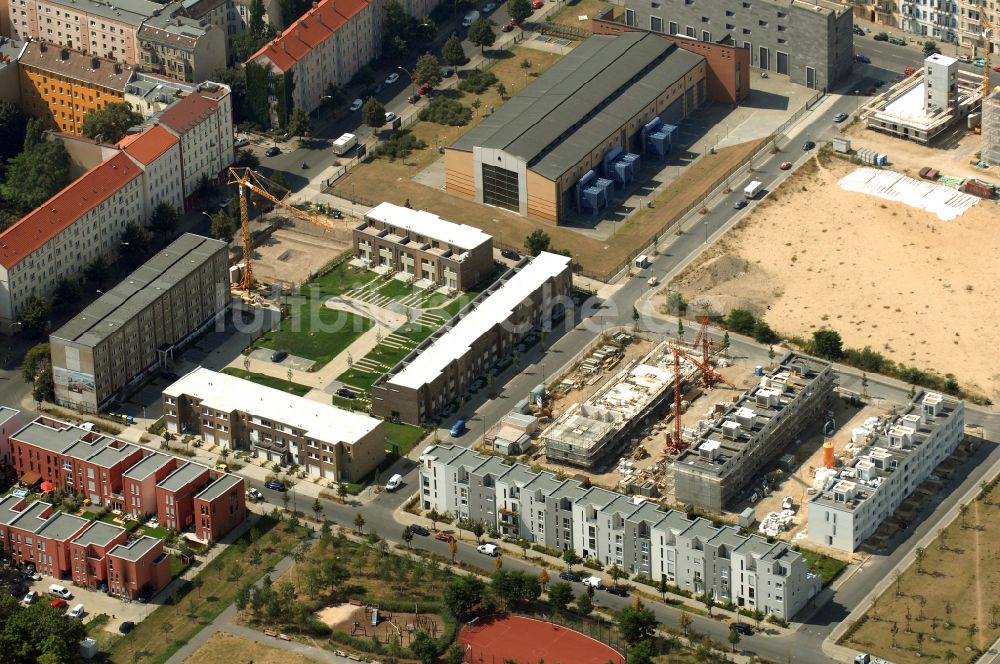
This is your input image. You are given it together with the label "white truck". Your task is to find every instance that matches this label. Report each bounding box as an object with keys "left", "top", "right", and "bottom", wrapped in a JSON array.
[
  {"left": 855, "top": 654, "right": 893, "bottom": 664},
  {"left": 333, "top": 133, "right": 357, "bottom": 156},
  {"left": 582, "top": 576, "right": 604, "bottom": 589},
  {"left": 743, "top": 180, "right": 763, "bottom": 199}
]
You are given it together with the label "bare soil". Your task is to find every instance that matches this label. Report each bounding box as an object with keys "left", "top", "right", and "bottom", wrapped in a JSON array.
[
  {"left": 184, "top": 631, "right": 321, "bottom": 664},
  {"left": 252, "top": 214, "right": 355, "bottom": 287}
]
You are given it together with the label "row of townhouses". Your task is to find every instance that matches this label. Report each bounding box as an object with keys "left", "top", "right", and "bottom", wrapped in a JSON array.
[{"left": 419, "top": 444, "right": 820, "bottom": 619}]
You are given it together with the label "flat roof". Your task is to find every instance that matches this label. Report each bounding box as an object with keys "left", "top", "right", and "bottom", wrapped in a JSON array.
[
  {"left": 0, "top": 495, "right": 27, "bottom": 526},
  {"left": 363, "top": 202, "right": 492, "bottom": 250},
  {"left": 82, "top": 441, "right": 138, "bottom": 468},
  {"left": 35, "top": 511, "right": 90, "bottom": 541},
  {"left": 73, "top": 520, "right": 126, "bottom": 547},
  {"left": 10, "top": 501, "right": 54, "bottom": 533},
  {"left": 451, "top": 33, "right": 702, "bottom": 180},
  {"left": 195, "top": 474, "right": 242, "bottom": 502},
  {"left": 164, "top": 368, "right": 383, "bottom": 444},
  {"left": 385, "top": 252, "right": 570, "bottom": 390},
  {"left": 12, "top": 420, "right": 84, "bottom": 454},
  {"left": 157, "top": 462, "right": 209, "bottom": 492},
  {"left": 109, "top": 535, "right": 160, "bottom": 562},
  {"left": 44, "top": 0, "right": 160, "bottom": 26},
  {"left": 51, "top": 234, "right": 227, "bottom": 348},
  {"left": 124, "top": 453, "right": 175, "bottom": 480},
  {"left": 0, "top": 406, "right": 20, "bottom": 427}
]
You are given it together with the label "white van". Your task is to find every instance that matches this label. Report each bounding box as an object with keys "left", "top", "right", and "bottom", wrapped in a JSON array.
[
  {"left": 462, "top": 10, "right": 480, "bottom": 27},
  {"left": 69, "top": 603, "right": 85, "bottom": 619},
  {"left": 48, "top": 584, "right": 72, "bottom": 599},
  {"left": 385, "top": 474, "right": 403, "bottom": 491}
]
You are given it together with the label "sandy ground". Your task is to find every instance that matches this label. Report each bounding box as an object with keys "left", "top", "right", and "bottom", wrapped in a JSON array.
[
  {"left": 320, "top": 605, "right": 444, "bottom": 645},
  {"left": 184, "top": 632, "right": 320, "bottom": 664},
  {"left": 252, "top": 214, "right": 354, "bottom": 287},
  {"left": 671, "top": 155, "right": 1000, "bottom": 400}
]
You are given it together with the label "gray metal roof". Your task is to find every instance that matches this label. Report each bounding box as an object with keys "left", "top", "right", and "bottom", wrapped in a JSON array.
[
  {"left": 51, "top": 233, "right": 227, "bottom": 348},
  {"left": 194, "top": 474, "right": 242, "bottom": 503},
  {"left": 157, "top": 462, "right": 208, "bottom": 492},
  {"left": 451, "top": 33, "right": 703, "bottom": 180},
  {"left": 109, "top": 535, "right": 160, "bottom": 562},
  {"left": 124, "top": 453, "right": 176, "bottom": 480},
  {"left": 73, "top": 520, "right": 126, "bottom": 547},
  {"left": 34, "top": 510, "right": 89, "bottom": 540}
]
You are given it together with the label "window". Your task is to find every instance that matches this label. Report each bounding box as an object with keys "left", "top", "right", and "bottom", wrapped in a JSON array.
[
  {"left": 669, "top": 21, "right": 678, "bottom": 34},
  {"left": 624, "top": 8, "right": 636, "bottom": 26},
  {"left": 650, "top": 16, "right": 663, "bottom": 32},
  {"left": 481, "top": 163, "right": 519, "bottom": 212},
  {"left": 702, "top": 30, "right": 711, "bottom": 41}
]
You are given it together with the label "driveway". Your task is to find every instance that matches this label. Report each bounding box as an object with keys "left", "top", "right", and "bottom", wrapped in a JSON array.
[{"left": 28, "top": 578, "right": 156, "bottom": 633}]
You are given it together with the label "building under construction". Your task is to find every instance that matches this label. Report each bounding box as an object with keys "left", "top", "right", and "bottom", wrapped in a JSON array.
[
  {"left": 673, "top": 352, "right": 835, "bottom": 512},
  {"left": 984, "top": 89, "right": 1000, "bottom": 166},
  {"left": 542, "top": 339, "right": 700, "bottom": 470}
]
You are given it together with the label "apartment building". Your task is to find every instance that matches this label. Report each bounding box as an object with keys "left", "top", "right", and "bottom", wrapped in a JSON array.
[
  {"left": 18, "top": 42, "right": 134, "bottom": 135},
  {"left": 673, "top": 353, "right": 836, "bottom": 512},
  {"left": 106, "top": 535, "right": 171, "bottom": 599},
  {"left": 68, "top": 520, "right": 127, "bottom": 591},
  {"left": 0, "top": 151, "right": 143, "bottom": 333},
  {"left": 0, "top": 406, "right": 23, "bottom": 470},
  {"left": 353, "top": 202, "right": 494, "bottom": 291},
  {"left": 181, "top": 0, "right": 283, "bottom": 57},
  {"left": 809, "top": 392, "right": 965, "bottom": 552},
  {"left": 372, "top": 253, "right": 573, "bottom": 424},
  {"left": 247, "top": 0, "right": 380, "bottom": 120},
  {"left": 121, "top": 452, "right": 178, "bottom": 519},
  {"left": 155, "top": 461, "right": 211, "bottom": 532},
  {"left": 617, "top": 0, "right": 854, "bottom": 90},
  {"left": 193, "top": 473, "right": 246, "bottom": 544},
  {"left": 0, "top": 38, "right": 24, "bottom": 104},
  {"left": 123, "top": 71, "right": 199, "bottom": 116},
  {"left": 155, "top": 86, "right": 234, "bottom": 205},
  {"left": 119, "top": 124, "right": 184, "bottom": 218},
  {"left": 901, "top": 0, "right": 959, "bottom": 43},
  {"left": 137, "top": 6, "right": 226, "bottom": 83},
  {"left": 163, "top": 367, "right": 386, "bottom": 482},
  {"left": 49, "top": 233, "right": 230, "bottom": 413},
  {"left": 419, "top": 444, "right": 819, "bottom": 619}
]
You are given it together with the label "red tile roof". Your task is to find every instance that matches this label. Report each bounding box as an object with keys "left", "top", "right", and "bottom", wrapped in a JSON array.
[
  {"left": 247, "top": 0, "right": 372, "bottom": 73},
  {"left": 122, "top": 126, "right": 179, "bottom": 166},
  {"left": 157, "top": 93, "right": 219, "bottom": 135},
  {"left": 0, "top": 153, "right": 141, "bottom": 269}
]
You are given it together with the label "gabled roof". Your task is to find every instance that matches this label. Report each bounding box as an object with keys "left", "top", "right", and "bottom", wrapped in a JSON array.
[
  {"left": 0, "top": 152, "right": 141, "bottom": 269},
  {"left": 122, "top": 125, "right": 178, "bottom": 165},
  {"left": 247, "top": 0, "right": 373, "bottom": 73},
  {"left": 157, "top": 93, "right": 218, "bottom": 135}
]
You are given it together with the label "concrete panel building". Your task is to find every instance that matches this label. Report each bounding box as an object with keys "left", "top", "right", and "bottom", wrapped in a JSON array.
[
  {"left": 371, "top": 253, "right": 572, "bottom": 424},
  {"left": 984, "top": 90, "right": 1000, "bottom": 167},
  {"left": 353, "top": 202, "right": 494, "bottom": 291},
  {"left": 616, "top": 0, "right": 854, "bottom": 90},
  {"left": 445, "top": 33, "right": 706, "bottom": 224},
  {"left": 419, "top": 444, "right": 819, "bottom": 619},
  {"left": 809, "top": 392, "right": 964, "bottom": 552},
  {"left": 49, "top": 233, "right": 230, "bottom": 413},
  {"left": 673, "top": 353, "right": 836, "bottom": 512},
  {"left": 163, "top": 367, "right": 386, "bottom": 482}
]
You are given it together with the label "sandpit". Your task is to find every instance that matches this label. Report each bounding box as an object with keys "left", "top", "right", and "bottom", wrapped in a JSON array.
[
  {"left": 672, "top": 155, "right": 1000, "bottom": 399},
  {"left": 317, "top": 604, "right": 358, "bottom": 627}
]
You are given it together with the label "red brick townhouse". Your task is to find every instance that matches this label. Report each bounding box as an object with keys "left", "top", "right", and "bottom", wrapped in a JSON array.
[
  {"left": 193, "top": 474, "right": 247, "bottom": 544},
  {"left": 155, "top": 462, "right": 212, "bottom": 533},
  {"left": 68, "top": 521, "right": 129, "bottom": 592},
  {"left": 107, "top": 536, "right": 172, "bottom": 600},
  {"left": 122, "top": 453, "right": 179, "bottom": 520}
]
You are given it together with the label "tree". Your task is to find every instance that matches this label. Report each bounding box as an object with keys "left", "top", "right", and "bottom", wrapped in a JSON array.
[
  {"left": 491, "top": 570, "right": 541, "bottom": 610},
  {"left": 443, "top": 575, "right": 485, "bottom": 617},
  {"left": 353, "top": 513, "right": 365, "bottom": 533},
  {"left": 2, "top": 127, "right": 71, "bottom": 212},
  {"left": 269, "top": 170, "right": 290, "bottom": 198},
  {"left": 914, "top": 546, "right": 927, "bottom": 574},
  {"left": 234, "top": 148, "right": 260, "bottom": 169},
  {"left": 470, "top": 520, "right": 486, "bottom": 543},
  {"left": 923, "top": 40, "right": 940, "bottom": 56},
  {"left": 363, "top": 97, "right": 387, "bottom": 129},
  {"left": 446, "top": 643, "right": 466, "bottom": 664},
  {"left": 443, "top": 35, "right": 466, "bottom": 66},
  {"left": 812, "top": 328, "right": 844, "bottom": 359},
  {"left": 726, "top": 308, "right": 757, "bottom": 334},
  {"left": 700, "top": 593, "right": 714, "bottom": 617},
  {"left": 150, "top": 202, "right": 179, "bottom": 238},
  {"left": 121, "top": 220, "right": 153, "bottom": 257},
  {"left": 414, "top": 52, "right": 443, "bottom": 87},
  {"left": 607, "top": 564, "right": 623, "bottom": 586},
  {"left": 312, "top": 497, "right": 322, "bottom": 521},
  {"left": 751, "top": 608, "right": 765, "bottom": 631},
  {"left": 507, "top": 0, "right": 532, "bottom": 24},
  {"left": 212, "top": 67, "right": 250, "bottom": 126},
  {"left": 574, "top": 591, "right": 593, "bottom": 615},
  {"left": 402, "top": 526, "right": 414, "bottom": 549},
  {"left": 496, "top": 82, "right": 508, "bottom": 99},
  {"left": 337, "top": 482, "right": 349, "bottom": 502},
  {"left": 81, "top": 102, "right": 143, "bottom": 143},
  {"left": 547, "top": 580, "right": 573, "bottom": 611},
  {"left": 629, "top": 640, "right": 656, "bottom": 664},
  {"left": 678, "top": 611, "right": 693, "bottom": 636},
  {"left": 287, "top": 108, "right": 311, "bottom": 137},
  {"left": 448, "top": 536, "right": 458, "bottom": 563},
  {"left": 468, "top": 17, "right": 496, "bottom": 53},
  {"left": 19, "top": 296, "right": 50, "bottom": 337},
  {"left": 562, "top": 548, "right": 581, "bottom": 569},
  {"left": 0, "top": 102, "right": 27, "bottom": 165},
  {"left": 410, "top": 630, "right": 439, "bottom": 664},
  {"left": 525, "top": 229, "right": 551, "bottom": 256},
  {"left": 22, "top": 343, "right": 51, "bottom": 383},
  {"left": 959, "top": 502, "right": 969, "bottom": 529},
  {"left": 539, "top": 568, "right": 549, "bottom": 591},
  {"left": 752, "top": 319, "right": 778, "bottom": 344},
  {"left": 428, "top": 508, "right": 440, "bottom": 530},
  {"left": 0, "top": 594, "right": 88, "bottom": 662},
  {"left": 618, "top": 602, "right": 658, "bottom": 645},
  {"left": 32, "top": 364, "right": 54, "bottom": 404},
  {"left": 728, "top": 627, "right": 742, "bottom": 652},
  {"left": 211, "top": 209, "right": 237, "bottom": 242}
]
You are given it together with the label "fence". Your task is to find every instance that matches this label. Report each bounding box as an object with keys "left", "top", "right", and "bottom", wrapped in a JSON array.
[
  {"left": 578, "top": 89, "right": 825, "bottom": 284},
  {"left": 533, "top": 20, "right": 593, "bottom": 41}
]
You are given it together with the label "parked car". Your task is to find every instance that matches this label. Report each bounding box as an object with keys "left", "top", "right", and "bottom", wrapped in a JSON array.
[
  {"left": 780, "top": 161, "right": 792, "bottom": 170},
  {"left": 477, "top": 543, "right": 499, "bottom": 556},
  {"left": 903, "top": 66, "right": 916, "bottom": 76},
  {"left": 994, "top": 65, "right": 1000, "bottom": 72},
  {"left": 264, "top": 480, "right": 287, "bottom": 492},
  {"left": 873, "top": 32, "right": 889, "bottom": 41},
  {"left": 442, "top": 67, "right": 454, "bottom": 78},
  {"left": 974, "top": 58, "right": 986, "bottom": 68},
  {"left": 483, "top": 2, "right": 496, "bottom": 12},
  {"left": 336, "top": 388, "right": 356, "bottom": 399},
  {"left": 802, "top": 140, "right": 816, "bottom": 151},
  {"left": 385, "top": 474, "right": 403, "bottom": 491},
  {"left": 234, "top": 135, "right": 250, "bottom": 148},
  {"left": 119, "top": 621, "right": 136, "bottom": 634},
  {"left": 350, "top": 98, "right": 364, "bottom": 111},
  {"left": 450, "top": 419, "right": 466, "bottom": 437},
  {"left": 265, "top": 146, "right": 280, "bottom": 157},
  {"left": 559, "top": 571, "right": 582, "bottom": 582},
  {"left": 605, "top": 585, "right": 628, "bottom": 597},
  {"left": 531, "top": 0, "right": 543, "bottom": 8},
  {"left": 582, "top": 576, "right": 604, "bottom": 589},
  {"left": 385, "top": 72, "right": 400, "bottom": 85},
  {"left": 733, "top": 199, "right": 748, "bottom": 210},
  {"left": 270, "top": 350, "right": 288, "bottom": 363},
  {"left": 22, "top": 570, "right": 41, "bottom": 581},
  {"left": 50, "top": 599, "right": 69, "bottom": 609},
  {"left": 69, "top": 603, "right": 85, "bottom": 619},
  {"left": 408, "top": 94, "right": 421, "bottom": 103},
  {"left": 782, "top": 496, "right": 794, "bottom": 510},
  {"left": 408, "top": 524, "right": 430, "bottom": 536},
  {"left": 22, "top": 591, "right": 37, "bottom": 604},
  {"left": 374, "top": 82, "right": 385, "bottom": 94},
  {"left": 434, "top": 532, "right": 452, "bottom": 542},
  {"left": 501, "top": 19, "right": 515, "bottom": 32},
  {"left": 246, "top": 487, "right": 264, "bottom": 502},
  {"left": 161, "top": 371, "right": 180, "bottom": 381},
  {"left": 419, "top": 83, "right": 433, "bottom": 95},
  {"left": 500, "top": 248, "right": 521, "bottom": 260},
  {"left": 852, "top": 25, "right": 865, "bottom": 36},
  {"left": 385, "top": 111, "right": 397, "bottom": 123},
  {"left": 48, "top": 584, "right": 72, "bottom": 600},
  {"left": 854, "top": 54, "right": 870, "bottom": 64},
  {"left": 730, "top": 622, "right": 754, "bottom": 636},
  {"left": 833, "top": 112, "right": 848, "bottom": 123}
]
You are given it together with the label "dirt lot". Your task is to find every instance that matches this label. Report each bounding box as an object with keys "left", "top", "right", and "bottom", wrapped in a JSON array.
[
  {"left": 184, "top": 631, "right": 320, "bottom": 664},
  {"left": 671, "top": 155, "right": 1000, "bottom": 399},
  {"left": 252, "top": 213, "right": 355, "bottom": 287},
  {"left": 548, "top": 0, "right": 612, "bottom": 28},
  {"left": 318, "top": 604, "right": 445, "bottom": 647},
  {"left": 841, "top": 483, "right": 1000, "bottom": 662}
]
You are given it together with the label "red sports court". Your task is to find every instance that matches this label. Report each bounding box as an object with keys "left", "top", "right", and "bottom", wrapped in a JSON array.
[{"left": 459, "top": 614, "right": 625, "bottom": 664}]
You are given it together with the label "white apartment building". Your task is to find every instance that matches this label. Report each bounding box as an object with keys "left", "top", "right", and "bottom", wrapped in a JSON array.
[
  {"left": 808, "top": 392, "right": 965, "bottom": 552},
  {"left": 120, "top": 124, "right": 184, "bottom": 219},
  {"left": 0, "top": 152, "right": 143, "bottom": 332},
  {"left": 956, "top": 0, "right": 999, "bottom": 54},
  {"left": 901, "top": 0, "right": 959, "bottom": 42},
  {"left": 419, "top": 444, "right": 820, "bottom": 619}
]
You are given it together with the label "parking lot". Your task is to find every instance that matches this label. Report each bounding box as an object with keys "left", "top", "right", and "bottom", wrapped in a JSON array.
[{"left": 26, "top": 577, "right": 157, "bottom": 634}]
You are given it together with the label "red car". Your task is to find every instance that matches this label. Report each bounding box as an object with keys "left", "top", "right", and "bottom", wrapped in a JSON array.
[
  {"left": 531, "top": 0, "right": 543, "bottom": 7},
  {"left": 903, "top": 66, "right": 916, "bottom": 76},
  {"left": 434, "top": 532, "right": 452, "bottom": 542},
  {"left": 501, "top": 19, "right": 515, "bottom": 32},
  {"left": 418, "top": 83, "right": 433, "bottom": 95},
  {"left": 50, "top": 599, "right": 68, "bottom": 609},
  {"left": 779, "top": 161, "right": 792, "bottom": 170},
  {"left": 993, "top": 64, "right": 1000, "bottom": 72}
]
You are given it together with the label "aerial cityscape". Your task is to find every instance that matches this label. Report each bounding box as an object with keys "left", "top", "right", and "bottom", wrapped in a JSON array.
[{"left": 0, "top": 0, "right": 997, "bottom": 662}]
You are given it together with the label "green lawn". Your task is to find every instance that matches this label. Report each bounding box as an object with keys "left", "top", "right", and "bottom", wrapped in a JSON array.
[
  {"left": 376, "top": 279, "right": 417, "bottom": 300},
  {"left": 798, "top": 547, "right": 847, "bottom": 587},
  {"left": 169, "top": 553, "right": 187, "bottom": 578},
  {"left": 384, "top": 421, "right": 428, "bottom": 456},
  {"left": 140, "top": 525, "right": 170, "bottom": 540},
  {"left": 337, "top": 367, "right": 384, "bottom": 393},
  {"left": 222, "top": 368, "right": 312, "bottom": 396}
]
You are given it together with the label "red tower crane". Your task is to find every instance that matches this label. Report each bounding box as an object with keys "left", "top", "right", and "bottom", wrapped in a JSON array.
[{"left": 668, "top": 346, "right": 737, "bottom": 455}]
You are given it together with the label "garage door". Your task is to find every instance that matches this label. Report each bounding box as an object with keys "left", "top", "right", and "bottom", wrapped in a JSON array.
[
  {"left": 257, "top": 449, "right": 268, "bottom": 461},
  {"left": 308, "top": 464, "right": 320, "bottom": 476},
  {"left": 661, "top": 96, "right": 684, "bottom": 123},
  {"left": 205, "top": 432, "right": 215, "bottom": 445},
  {"left": 776, "top": 51, "right": 789, "bottom": 75},
  {"left": 324, "top": 468, "right": 336, "bottom": 480}
]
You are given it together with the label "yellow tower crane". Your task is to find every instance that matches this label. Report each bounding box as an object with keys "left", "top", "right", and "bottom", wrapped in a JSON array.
[
  {"left": 226, "top": 166, "right": 342, "bottom": 294},
  {"left": 983, "top": 15, "right": 996, "bottom": 98}
]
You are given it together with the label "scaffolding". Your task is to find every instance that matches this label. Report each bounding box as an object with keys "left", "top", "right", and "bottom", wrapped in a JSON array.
[{"left": 984, "top": 90, "right": 1000, "bottom": 167}]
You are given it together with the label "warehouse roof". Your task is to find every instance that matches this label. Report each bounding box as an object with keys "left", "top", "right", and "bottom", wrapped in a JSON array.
[
  {"left": 451, "top": 33, "right": 702, "bottom": 180},
  {"left": 50, "top": 233, "right": 227, "bottom": 348}
]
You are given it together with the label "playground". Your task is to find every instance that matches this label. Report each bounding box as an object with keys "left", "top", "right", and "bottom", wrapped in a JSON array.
[
  {"left": 458, "top": 615, "right": 625, "bottom": 664},
  {"left": 317, "top": 602, "right": 445, "bottom": 647}
]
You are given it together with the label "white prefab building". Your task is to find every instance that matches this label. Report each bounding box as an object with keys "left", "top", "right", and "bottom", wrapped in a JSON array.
[
  {"left": 419, "top": 444, "right": 820, "bottom": 619},
  {"left": 808, "top": 392, "right": 965, "bottom": 552}
]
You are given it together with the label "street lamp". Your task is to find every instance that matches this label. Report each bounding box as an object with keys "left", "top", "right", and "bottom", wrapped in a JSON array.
[{"left": 397, "top": 66, "right": 416, "bottom": 99}]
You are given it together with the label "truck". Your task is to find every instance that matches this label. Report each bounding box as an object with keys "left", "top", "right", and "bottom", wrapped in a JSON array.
[
  {"left": 462, "top": 10, "right": 480, "bottom": 26},
  {"left": 744, "top": 180, "right": 763, "bottom": 199},
  {"left": 582, "top": 576, "right": 604, "bottom": 589},
  {"left": 333, "top": 133, "right": 357, "bottom": 156},
  {"left": 855, "top": 654, "right": 893, "bottom": 664}
]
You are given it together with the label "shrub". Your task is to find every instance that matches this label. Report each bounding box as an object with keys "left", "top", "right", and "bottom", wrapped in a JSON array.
[
  {"left": 374, "top": 130, "right": 427, "bottom": 160},
  {"left": 752, "top": 319, "right": 778, "bottom": 344},
  {"left": 458, "top": 70, "right": 498, "bottom": 94},
  {"left": 419, "top": 97, "right": 472, "bottom": 126},
  {"left": 726, "top": 308, "right": 756, "bottom": 335}
]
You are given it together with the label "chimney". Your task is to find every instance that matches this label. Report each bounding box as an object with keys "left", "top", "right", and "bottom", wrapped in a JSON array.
[
  {"left": 92, "top": 56, "right": 100, "bottom": 68},
  {"left": 114, "top": 63, "right": 122, "bottom": 74},
  {"left": 60, "top": 48, "right": 70, "bottom": 60}
]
